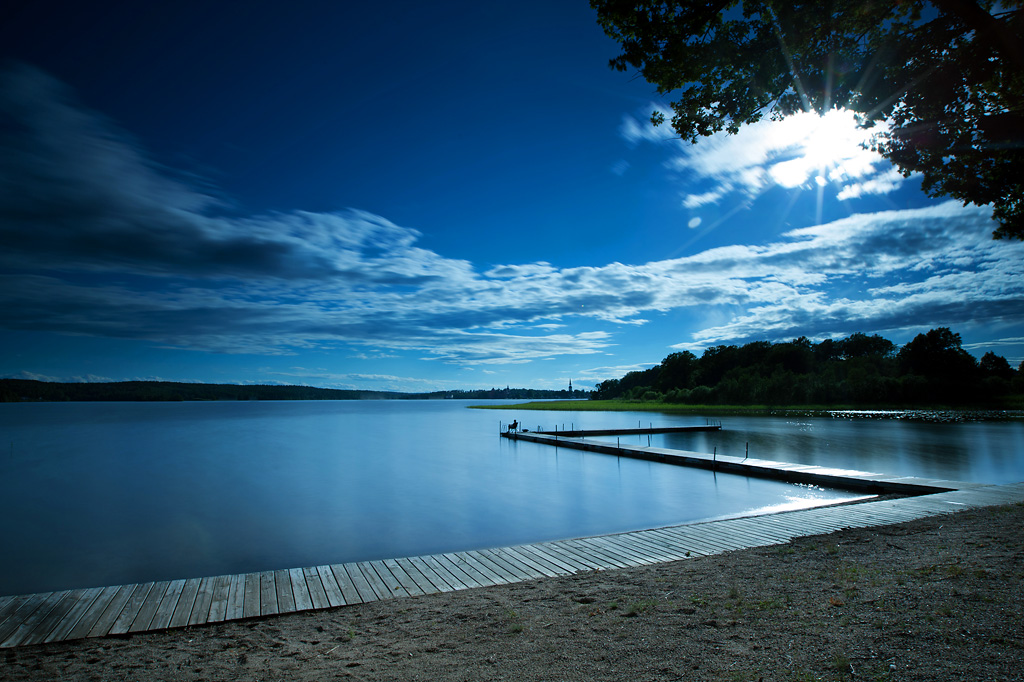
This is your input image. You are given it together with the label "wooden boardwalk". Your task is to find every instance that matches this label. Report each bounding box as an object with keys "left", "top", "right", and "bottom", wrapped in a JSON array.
[
  {"left": 502, "top": 430, "right": 980, "bottom": 494},
  {"left": 2, "top": 480, "right": 1022, "bottom": 649}
]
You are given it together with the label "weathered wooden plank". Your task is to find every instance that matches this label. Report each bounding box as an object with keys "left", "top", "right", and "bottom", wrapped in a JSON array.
[
  {"left": 290, "top": 567, "right": 315, "bottom": 611},
  {"left": 82, "top": 584, "right": 135, "bottom": 638},
  {"left": 259, "top": 571, "right": 279, "bottom": 616},
  {"left": 475, "top": 548, "right": 543, "bottom": 580},
  {"left": 446, "top": 552, "right": 508, "bottom": 586},
  {"left": 0, "top": 595, "right": 24, "bottom": 626},
  {"left": 127, "top": 581, "right": 170, "bottom": 633},
  {"left": 409, "top": 555, "right": 459, "bottom": 590},
  {"left": 340, "top": 563, "right": 377, "bottom": 602},
  {"left": 420, "top": 555, "right": 469, "bottom": 590},
  {"left": 149, "top": 579, "right": 187, "bottom": 631},
  {"left": 382, "top": 558, "right": 427, "bottom": 597},
  {"left": 275, "top": 569, "right": 296, "bottom": 614},
  {"left": 106, "top": 583, "right": 155, "bottom": 635},
  {"left": 227, "top": 574, "right": 248, "bottom": 621},
  {"left": 541, "top": 542, "right": 606, "bottom": 571},
  {"left": 316, "top": 565, "right": 347, "bottom": 607},
  {"left": 367, "top": 560, "right": 409, "bottom": 599},
  {"left": 0, "top": 592, "right": 49, "bottom": 645},
  {"left": 456, "top": 551, "right": 518, "bottom": 583},
  {"left": 328, "top": 564, "right": 364, "bottom": 604},
  {"left": 206, "top": 575, "right": 232, "bottom": 623},
  {"left": 525, "top": 543, "right": 590, "bottom": 573},
  {"left": 1, "top": 591, "right": 68, "bottom": 648},
  {"left": 641, "top": 528, "right": 717, "bottom": 557},
  {"left": 596, "top": 535, "right": 665, "bottom": 564},
  {"left": 188, "top": 577, "right": 215, "bottom": 626},
  {"left": 392, "top": 558, "right": 440, "bottom": 594},
  {"left": 168, "top": 578, "right": 202, "bottom": 629},
  {"left": 242, "top": 573, "right": 261, "bottom": 619},
  {"left": 433, "top": 554, "right": 485, "bottom": 589},
  {"left": 499, "top": 546, "right": 563, "bottom": 577},
  {"left": 352, "top": 562, "right": 389, "bottom": 601},
  {"left": 43, "top": 586, "right": 104, "bottom": 643},
  {"left": 21, "top": 589, "right": 87, "bottom": 646},
  {"left": 302, "top": 567, "right": 330, "bottom": 610},
  {"left": 568, "top": 538, "right": 635, "bottom": 568}
]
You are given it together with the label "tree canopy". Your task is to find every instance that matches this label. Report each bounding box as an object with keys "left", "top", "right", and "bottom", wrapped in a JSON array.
[
  {"left": 592, "top": 0, "right": 1024, "bottom": 239},
  {"left": 590, "top": 329, "right": 1021, "bottom": 406}
]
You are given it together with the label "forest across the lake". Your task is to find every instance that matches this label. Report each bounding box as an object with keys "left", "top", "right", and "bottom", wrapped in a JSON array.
[{"left": 589, "top": 328, "right": 1022, "bottom": 408}]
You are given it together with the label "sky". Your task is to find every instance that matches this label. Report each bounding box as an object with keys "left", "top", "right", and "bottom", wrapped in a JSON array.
[{"left": 1, "top": 1, "right": 1022, "bottom": 393}]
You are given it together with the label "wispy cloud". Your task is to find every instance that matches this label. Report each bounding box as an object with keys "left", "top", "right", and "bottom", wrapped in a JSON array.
[
  {"left": 620, "top": 106, "right": 903, "bottom": 209},
  {"left": 2, "top": 65, "right": 1021, "bottom": 370}
]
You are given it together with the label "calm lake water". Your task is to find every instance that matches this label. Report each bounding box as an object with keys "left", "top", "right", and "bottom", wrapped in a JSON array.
[{"left": 1, "top": 400, "right": 1021, "bottom": 596}]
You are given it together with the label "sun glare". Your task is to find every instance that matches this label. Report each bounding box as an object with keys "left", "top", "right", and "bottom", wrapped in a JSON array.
[{"left": 767, "top": 109, "right": 880, "bottom": 189}]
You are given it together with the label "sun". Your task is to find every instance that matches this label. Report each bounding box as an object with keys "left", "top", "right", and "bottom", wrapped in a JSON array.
[{"left": 766, "top": 109, "right": 880, "bottom": 189}]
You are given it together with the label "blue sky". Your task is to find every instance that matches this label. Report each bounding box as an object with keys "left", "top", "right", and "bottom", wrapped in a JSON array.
[{"left": 1, "top": 1, "right": 1022, "bottom": 392}]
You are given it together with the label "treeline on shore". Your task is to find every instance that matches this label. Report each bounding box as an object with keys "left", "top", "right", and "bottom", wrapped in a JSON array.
[
  {"left": 591, "top": 328, "right": 1022, "bottom": 407},
  {"left": 0, "top": 380, "right": 583, "bottom": 403}
]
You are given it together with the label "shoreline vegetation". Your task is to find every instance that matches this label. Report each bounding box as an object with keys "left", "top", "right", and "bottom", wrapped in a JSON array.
[
  {"left": 0, "top": 379, "right": 578, "bottom": 403},
  {"left": 581, "top": 329, "right": 1022, "bottom": 410}
]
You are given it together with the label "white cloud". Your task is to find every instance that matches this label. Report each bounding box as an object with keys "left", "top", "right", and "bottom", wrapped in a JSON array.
[{"left": 623, "top": 106, "right": 905, "bottom": 207}]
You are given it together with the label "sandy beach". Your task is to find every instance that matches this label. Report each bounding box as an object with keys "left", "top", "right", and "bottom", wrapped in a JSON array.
[{"left": 4, "top": 502, "right": 1022, "bottom": 681}]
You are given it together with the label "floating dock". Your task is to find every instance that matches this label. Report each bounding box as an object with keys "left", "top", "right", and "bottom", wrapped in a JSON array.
[{"left": 3, "top": 427, "right": 1021, "bottom": 649}]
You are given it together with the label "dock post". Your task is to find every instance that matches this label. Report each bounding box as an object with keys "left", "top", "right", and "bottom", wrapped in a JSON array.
[{"left": 745, "top": 442, "right": 748, "bottom": 460}]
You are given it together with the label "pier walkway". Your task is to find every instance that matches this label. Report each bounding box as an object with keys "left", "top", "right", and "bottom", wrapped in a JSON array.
[{"left": 3, "top": 433, "right": 1022, "bottom": 649}]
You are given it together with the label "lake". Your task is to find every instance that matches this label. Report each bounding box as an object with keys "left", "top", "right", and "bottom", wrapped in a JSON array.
[{"left": 1, "top": 400, "right": 1021, "bottom": 596}]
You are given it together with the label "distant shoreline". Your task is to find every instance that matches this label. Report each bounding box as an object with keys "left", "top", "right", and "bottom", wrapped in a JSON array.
[{"left": 0, "top": 379, "right": 578, "bottom": 403}]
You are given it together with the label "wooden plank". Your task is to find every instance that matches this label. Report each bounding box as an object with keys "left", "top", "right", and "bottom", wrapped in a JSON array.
[
  {"left": 367, "top": 560, "right": 409, "bottom": 598},
  {"left": 316, "top": 565, "right": 348, "bottom": 607},
  {"left": 392, "top": 558, "right": 441, "bottom": 594},
  {"left": 127, "top": 581, "right": 170, "bottom": 633},
  {"left": 275, "top": 569, "right": 296, "bottom": 614},
  {"left": 290, "top": 568, "right": 315, "bottom": 611},
  {"left": 328, "top": 564, "right": 364, "bottom": 604},
  {"left": 475, "top": 548, "right": 543, "bottom": 580},
  {"left": 433, "top": 554, "right": 486, "bottom": 589},
  {"left": 206, "top": 575, "right": 232, "bottom": 623},
  {"left": 302, "top": 567, "right": 330, "bottom": 610},
  {"left": 149, "top": 579, "right": 187, "bottom": 631},
  {"left": 509, "top": 544, "right": 573, "bottom": 575},
  {"left": 2, "top": 591, "right": 68, "bottom": 648},
  {"left": 410, "top": 554, "right": 461, "bottom": 590},
  {"left": 570, "top": 538, "right": 637, "bottom": 568},
  {"left": 456, "top": 551, "right": 518, "bottom": 583},
  {"left": 551, "top": 539, "right": 623, "bottom": 570},
  {"left": 21, "top": 589, "right": 88, "bottom": 646},
  {"left": 0, "top": 595, "right": 24, "bottom": 626},
  {"left": 596, "top": 534, "right": 666, "bottom": 564},
  {"left": 529, "top": 542, "right": 594, "bottom": 573},
  {"left": 419, "top": 555, "right": 469, "bottom": 590},
  {"left": 242, "top": 573, "right": 261, "bottom": 619},
  {"left": 540, "top": 542, "right": 606, "bottom": 571},
  {"left": 0, "top": 592, "right": 49, "bottom": 645},
  {"left": 642, "top": 528, "right": 717, "bottom": 557},
  {"left": 499, "top": 546, "right": 563, "bottom": 577},
  {"left": 107, "top": 582, "right": 155, "bottom": 635},
  {"left": 169, "top": 578, "right": 202, "bottom": 629},
  {"left": 188, "top": 577, "right": 215, "bottom": 626},
  {"left": 43, "top": 586, "right": 104, "bottom": 643},
  {"left": 82, "top": 584, "right": 135, "bottom": 638},
  {"left": 447, "top": 552, "right": 509, "bottom": 586},
  {"left": 228, "top": 574, "right": 249, "bottom": 620},
  {"left": 259, "top": 571, "right": 279, "bottom": 616},
  {"left": 340, "top": 564, "right": 377, "bottom": 603},
  {"left": 382, "top": 558, "right": 427, "bottom": 597},
  {"left": 351, "top": 563, "right": 389, "bottom": 601}
]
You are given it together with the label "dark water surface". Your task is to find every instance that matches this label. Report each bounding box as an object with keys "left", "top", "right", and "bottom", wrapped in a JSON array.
[{"left": 1, "top": 401, "right": 1020, "bottom": 595}]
